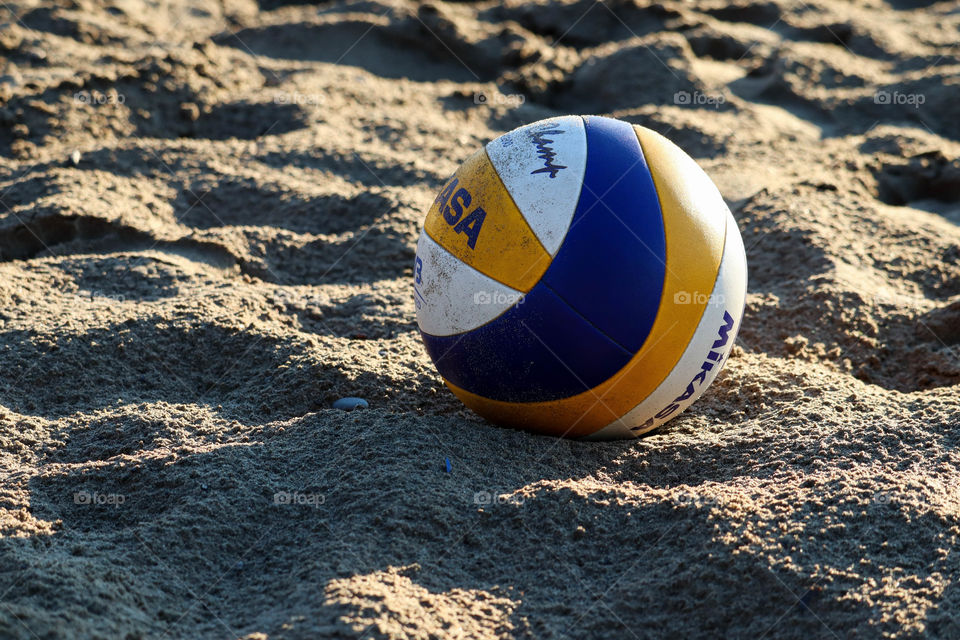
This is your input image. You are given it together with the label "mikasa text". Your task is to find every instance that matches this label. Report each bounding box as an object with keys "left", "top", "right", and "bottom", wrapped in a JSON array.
[
  {"left": 631, "top": 310, "right": 737, "bottom": 433},
  {"left": 433, "top": 179, "right": 487, "bottom": 249}
]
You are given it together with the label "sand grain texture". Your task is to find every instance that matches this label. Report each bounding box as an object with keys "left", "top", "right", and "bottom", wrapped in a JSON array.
[{"left": 1, "top": 0, "right": 959, "bottom": 637}]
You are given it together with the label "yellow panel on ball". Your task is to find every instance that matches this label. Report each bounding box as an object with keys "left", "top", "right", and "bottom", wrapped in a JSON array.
[
  {"left": 441, "top": 125, "right": 728, "bottom": 438},
  {"left": 423, "top": 148, "right": 551, "bottom": 293}
]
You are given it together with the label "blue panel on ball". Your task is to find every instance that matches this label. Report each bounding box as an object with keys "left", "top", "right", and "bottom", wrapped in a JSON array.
[
  {"left": 541, "top": 116, "right": 666, "bottom": 354},
  {"left": 420, "top": 283, "right": 633, "bottom": 403}
]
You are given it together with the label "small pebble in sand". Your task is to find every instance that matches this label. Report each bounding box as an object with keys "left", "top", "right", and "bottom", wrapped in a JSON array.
[
  {"left": 333, "top": 397, "right": 368, "bottom": 411},
  {"left": 179, "top": 101, "right": 200, "bottom": 121}
]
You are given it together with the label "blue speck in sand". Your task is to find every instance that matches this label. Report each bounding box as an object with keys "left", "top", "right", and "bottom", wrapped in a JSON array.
[
  {"left": 333, "top": 397, "right": 369, "bottom": 411},
  {"left": 445, "top": 458, "right": 451, "bottom": 473}
]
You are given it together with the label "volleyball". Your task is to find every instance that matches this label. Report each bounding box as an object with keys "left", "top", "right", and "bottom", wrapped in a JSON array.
[{"left": 413, "top": 115, "right": 747, "bottom": 439}]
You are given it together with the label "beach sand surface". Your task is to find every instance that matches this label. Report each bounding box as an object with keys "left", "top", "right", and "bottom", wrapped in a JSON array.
[{"left": 1, "top": 0, "right": 960, "bottom": 637}]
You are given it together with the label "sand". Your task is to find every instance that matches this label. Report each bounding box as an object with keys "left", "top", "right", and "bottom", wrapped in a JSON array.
[{"left": 0, "top": 0, "right": 959, "bottom": 637}]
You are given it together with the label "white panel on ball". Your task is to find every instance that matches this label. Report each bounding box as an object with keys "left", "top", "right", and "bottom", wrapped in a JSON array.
[
  {"left": 587, "top": 212, "right": 748, "bottom": 439},
  {"left": 414, "top": 232, "right": 525, "bottom": 337},
  {"left": 485, "top": 116, "right": 587, "bottom": 256}
]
